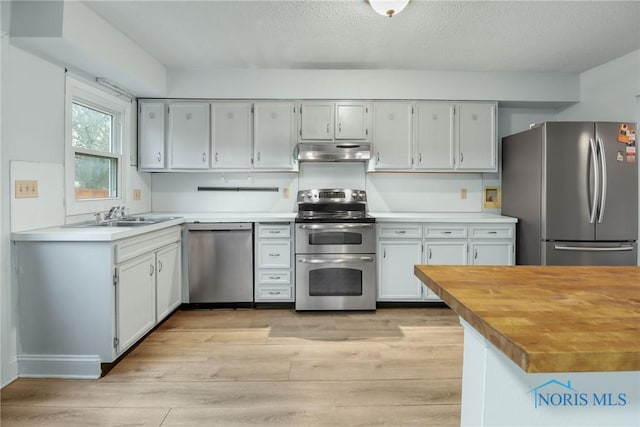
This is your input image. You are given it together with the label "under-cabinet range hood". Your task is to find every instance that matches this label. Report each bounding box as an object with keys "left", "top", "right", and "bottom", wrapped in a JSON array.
[{"left": 296, "top": 143, "right": 371, "bottom": 162}]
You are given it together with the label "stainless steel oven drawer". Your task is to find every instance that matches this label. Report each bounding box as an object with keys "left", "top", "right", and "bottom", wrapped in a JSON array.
[
  {"left": 295, "top": 254, "right": 376, "bottom": 310},
  {"left": 295, "top": 223, "right": 376, "bottom": 254}
]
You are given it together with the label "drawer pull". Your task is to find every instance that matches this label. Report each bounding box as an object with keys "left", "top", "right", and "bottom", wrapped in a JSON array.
[
  {"left": 488, "top": 231, "right": 498, "bottom": 234},
  {"left": 395, "top": 230, "right": 406, "bottom": 235},
  {"left": 442, "top": 231, "right": 452, "bottom": 235},
  {"left": 268, "top": 291, "right": 282, "bottom": 295},
  {"left": 268, "top": 276, "right": 281, "bottom": 280},
  {"left": 268, "top": 253, "right": 281, "bottom": 257},
  {"left": 269, "top": 230, "right": 281, "bottom": 234}
]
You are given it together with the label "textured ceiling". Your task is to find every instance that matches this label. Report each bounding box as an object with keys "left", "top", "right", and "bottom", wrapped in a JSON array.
[{"left": 84, "top": 0, "right": 640, "bottom": 73}]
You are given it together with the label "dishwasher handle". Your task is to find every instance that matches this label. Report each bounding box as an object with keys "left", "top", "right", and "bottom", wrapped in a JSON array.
[{"left": 186, "top": 222, "right": 253, "bottom": 231}]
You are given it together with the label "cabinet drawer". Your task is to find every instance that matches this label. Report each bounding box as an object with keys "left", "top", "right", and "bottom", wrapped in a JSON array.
[
  {"left": 378, "top": 224, "right": 422, "bottom": 239},
  {"left": 257, "top": 270, "right": 291, "bottom": 285},
  {"left": 258, "top": 241, "right": 291, "bottom": 268},
  {"left": 115, "top": 227, "right": 182, "bottom": 264},
  {"left": 469, "top": 225, "right": 513, "bottom": 239},
  {"left": 257, "top": 223, "right": 291, "bottom": 239},
  {"left": 257, "top": 286, "right": 292, "bottom": 301},
  {"left": 424, "top": 225, "right": 467, "bottom": 239}
]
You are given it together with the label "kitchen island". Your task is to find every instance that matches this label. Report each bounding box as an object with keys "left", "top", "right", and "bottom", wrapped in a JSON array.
[{"left": 415, "top": 265, "right": 640, "bottom": 427}]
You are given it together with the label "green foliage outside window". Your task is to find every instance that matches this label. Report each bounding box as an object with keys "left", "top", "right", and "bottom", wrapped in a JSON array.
[{"left": 72, "top": 103, "right": 118, "bottom": 199}]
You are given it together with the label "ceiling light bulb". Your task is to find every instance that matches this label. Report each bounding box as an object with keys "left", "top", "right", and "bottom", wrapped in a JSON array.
[{"left": 369, "top": 0, "right": 410, "bottom": 17}]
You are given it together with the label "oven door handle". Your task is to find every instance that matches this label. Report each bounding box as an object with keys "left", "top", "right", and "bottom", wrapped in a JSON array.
[
  {"left": 297, "top": 256, "right": 375, "bottom": 264},
  {"left": 298, "top": 224, "right": 374, "bottom": 230}
]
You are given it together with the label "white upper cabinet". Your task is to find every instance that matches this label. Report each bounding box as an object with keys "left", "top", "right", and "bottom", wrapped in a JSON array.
[
  {"left": 370, "top": 101, "right": 497, "bottom": 172},
  {"left": 415, "top": 103, "right": 456, "bottom": 170},
  {"left": 253, "top": 102, "right": 297, "bottom": 170},
  {"left": 299, "top": 102, "right": 334, "bottom": 140},
  {"left": 457, "top": 103, "right": 497, "bottom": 171},
  {"left": 372, "top": 102, "right": 413, "bottom": 169},
  {"left": 211, "top": 102, "right": 253, "bottom": 169},
  {"left": 138, "top": 102, "right": 166, "bottom": 170},
  {"left": 299, "top": 101, "right": 370, "bottom": 141},
  {"left": 335, "top": 102, "right": 369, "bottom": 140},
  {"left": 168, "top": 102, "right": 210, "bottom": 169}
]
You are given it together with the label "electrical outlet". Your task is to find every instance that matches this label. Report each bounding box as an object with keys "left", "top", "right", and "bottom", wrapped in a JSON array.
[
  {"left": 133, "top": 189, "right": 142, "bottom": 201},
  {"left": 460, "top": 188, "right": 467, "bottom": 200},
  {"left": 15, "top": 180, "right": 38, "bottom": 198},
  {"left": 282, "top": 188, "right": 289, "bottom": 199}
]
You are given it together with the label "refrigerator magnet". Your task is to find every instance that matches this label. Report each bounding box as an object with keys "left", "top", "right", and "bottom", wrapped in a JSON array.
[
  {"left": 626, "top": 145, "right": 636, "bottom": 162},
  {"left": 618, "top": 123, "right": 630, "bottom": 144},
  {"left": 617, "top": 151, "right": 625, "bottom": 162}
]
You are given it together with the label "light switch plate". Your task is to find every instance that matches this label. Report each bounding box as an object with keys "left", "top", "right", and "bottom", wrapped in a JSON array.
[
  {"left": 133, "top": 188, "right": 142, "bottom": 201},
  {"left": 15, "top": 180, "right": 38, "bottom": 198}
]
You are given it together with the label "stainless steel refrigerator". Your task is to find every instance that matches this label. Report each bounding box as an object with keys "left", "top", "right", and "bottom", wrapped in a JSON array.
[{"left": 502, "top": 122, "right": 638, "bottom": 265}]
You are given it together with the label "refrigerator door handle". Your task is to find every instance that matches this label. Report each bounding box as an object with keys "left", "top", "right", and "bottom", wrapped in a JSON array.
[
  {"left": 588, "top": 138, "right": 600, "bottom": 224},
  {"left": 554, "top": 244, "right": 634, "bottom": 252},
  {"left": 597, "top": 137, "right": 607, "bottom": 223}
]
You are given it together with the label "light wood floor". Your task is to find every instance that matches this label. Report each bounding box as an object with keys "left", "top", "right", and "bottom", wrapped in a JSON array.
[{"left": 1, "top": 307, "right": 463, "bottom": 426}]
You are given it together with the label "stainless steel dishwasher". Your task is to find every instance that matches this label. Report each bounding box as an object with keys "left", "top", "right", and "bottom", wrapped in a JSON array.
[{"left": 186, "top": 222, "right": 254, "bottom": 306}]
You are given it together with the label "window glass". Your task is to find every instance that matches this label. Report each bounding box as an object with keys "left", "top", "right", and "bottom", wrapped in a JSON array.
[
  {"left": 71, "top": 103, "right": 113, "bottom": 152},
  {"left": 74, "top": 153, "right": 118, "bottom": 200}
]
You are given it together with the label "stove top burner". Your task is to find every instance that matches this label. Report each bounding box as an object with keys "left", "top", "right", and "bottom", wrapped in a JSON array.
[
  {"left": 295, "top": 211, "right": 376, "bottom": 224},
  {"left": 296, "top": 189, "right": 375, "bottom": 224}
]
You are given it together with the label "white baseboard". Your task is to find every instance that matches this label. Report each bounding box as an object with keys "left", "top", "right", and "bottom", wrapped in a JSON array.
[
  {"left": 17, "top": 354, "right": 101, "bottom": 379},
  {"left": 1, "top": 356, "right": 18, "bottom": 388}
]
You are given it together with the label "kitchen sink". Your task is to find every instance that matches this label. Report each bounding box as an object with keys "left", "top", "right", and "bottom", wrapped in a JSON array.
[{"left": 65, "top": 216, "right": 180, "bottom": 228}]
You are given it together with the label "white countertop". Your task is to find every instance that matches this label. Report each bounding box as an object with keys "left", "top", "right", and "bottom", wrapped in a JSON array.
[
  {"left": 370, "top": 212, "right": 518, "bottom": 223},
  {"left": 12, "top": 211, "right": 516, "bottom": 242}
]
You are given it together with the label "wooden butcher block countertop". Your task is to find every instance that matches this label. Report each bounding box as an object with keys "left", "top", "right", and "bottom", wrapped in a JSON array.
[{"left": 414, "top": 265, "right": 640, "bottom": 374}]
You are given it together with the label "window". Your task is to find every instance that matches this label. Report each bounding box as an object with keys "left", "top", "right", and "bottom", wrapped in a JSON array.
[
  {"left": 65, "top": 77, "right": 129, "bottom": 215},
  {"left": 72, "top": 102, "right": 118, "bottom": 199}
]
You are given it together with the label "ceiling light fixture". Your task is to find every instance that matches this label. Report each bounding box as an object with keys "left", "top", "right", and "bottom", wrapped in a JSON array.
[{"left": 368, "top": 0, "right": 410, "bottom": 17}]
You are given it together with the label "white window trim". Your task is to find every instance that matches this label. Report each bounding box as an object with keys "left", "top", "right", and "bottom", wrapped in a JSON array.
[{"left": 65, "top": 76, "right": 131, "bottom": 216}]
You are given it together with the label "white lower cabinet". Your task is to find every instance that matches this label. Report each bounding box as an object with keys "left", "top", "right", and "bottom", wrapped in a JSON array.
[
  {"left": 469, "top": 225, "right": 515, "bottom": 266},
  {"left": 378, "top": 240, "right": 423, "bottom": 301},
  {"left": 377, "top": 222, "right": 515, "bottom": 303},
  {"left": 254, "top": 223, "right": 294, "bottom": 302},
  {"left": 14, "top": 226, "right": 183, "bottom": 378},
  {"left": 156, "top": 243, "right": 182, "bottom": 321},
  {"left": 423, "top": 241, "right": 468, "bottom": 301},
  {"left": 116, "top": 253, "right": 156, "bottom": 352}
]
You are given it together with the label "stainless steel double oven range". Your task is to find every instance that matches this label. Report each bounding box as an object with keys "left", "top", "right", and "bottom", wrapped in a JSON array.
[{"left": 295, "top": 189, "right": 376, "bottom": 311}]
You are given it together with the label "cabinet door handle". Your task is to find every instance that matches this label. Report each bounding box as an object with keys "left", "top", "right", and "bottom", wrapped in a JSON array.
[
  {"left": 150, "top": 264, "right": 155, "bottom": 276},
  {"left": 474, "top": 248, "right": 478, "bottom": 259},
  {"left": 338, "top": 123, "right": 342, "bottom": 133},
  {"left": 376, "top": 152, "right": 380, "bottom": 163},
  {"left": 215, "top": 152, "right": 219, "bottom": 163},
  {"left": 428, "top": 248, "right": 432, "bottom": 259},
  {"left": 383, "top": 248, "right": 386, "bottom": 258},
  {"left": 326, "top": 123, "right": 330, "bottom": 134},
  {"left": 157, "top": 152, "right": 162, "bottom": 162},
  {"left": 158, "top": 260, "right": 163, "bottom": 273},
  {"left": 202, "top": 153, "right": 206, "bottom": 163},
  {"left": 257, "top": 152, "right": 261, "bottom": 162},
  {"left": 460, "top": 152, "right": 464, "bottom": 164}
]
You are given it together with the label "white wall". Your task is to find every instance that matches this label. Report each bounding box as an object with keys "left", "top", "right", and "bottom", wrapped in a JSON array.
[
  {"left": 169, "top": 68, "right": 579, "bottom": 104},
  {"left": 557, "top": 50, "right": 640, "bottom": 122},
  {"left": 0, "top": 42, "right": 151, "bottom": 387}
]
